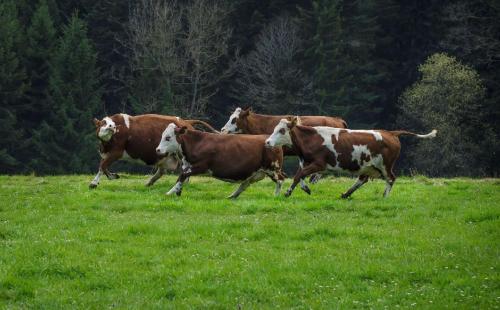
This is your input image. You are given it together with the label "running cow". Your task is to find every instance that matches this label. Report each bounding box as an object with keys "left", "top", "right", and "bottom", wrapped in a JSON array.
[
  {"left": 90, "top": 113, "right": 218, "bottom": 188},
  {"left": 156, "top": 123, "right": 285, "bottom": 198},
  {"left": 221, "top": 107, "right": 348, "bottom": 184},
  {"left": 265, "top": 117, "right": 437, "bottom": 198}
]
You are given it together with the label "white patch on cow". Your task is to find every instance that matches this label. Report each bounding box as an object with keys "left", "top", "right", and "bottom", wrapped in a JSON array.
[
  {"left": 315, "top": 127, "right": 340, "bottom": 169},
  {"left": 121, "top": 113, "right": 131, "bottom": 128},
  {"left": 314, "top": 126, "right": 343, "bottom": 141},
  {"left": 176, "top": 116, "right": 180, "bottom": 121},
  {"left": 351, "top": 145, "right": 371, "bottom": 165},
  {"left": 266, "top": 119, "right": 292, "bottom": 147},
  {"left": 167, "top": 182, "right": 182, "bottom": 195},
  {"left": 221, "top": 107, "right": 242, "bottom": 134},
  {"left": 313, "top": 127, "right": 383, "bottom": 142},
  {"left": 182, "top": 157, "right": 192, "bottom": 173},
  {"left": 157, "top": 123, "right": 181, "bottom": 155},
  {"left": 347, "top": 129, "right": 383, "bottom": 141},
  {"left": 98, "top": 117, "right": 116, "bottom": 141},
  {"left": 99, "top": 152, "right": 108, "bottom": 160}
]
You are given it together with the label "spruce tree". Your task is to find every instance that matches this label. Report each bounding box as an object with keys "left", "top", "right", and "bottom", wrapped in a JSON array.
[
  {"left": 299, "top": 0, "right": 382, "bottom": 127},
  {"left": 24, "top": 0, "right": 57, "bottom": 130},
  {"left": 31, "top": 14, "right": 101, "bottom": 174},
  {"left": 0, "top": 1, "right": 27, "bottom": 173}
]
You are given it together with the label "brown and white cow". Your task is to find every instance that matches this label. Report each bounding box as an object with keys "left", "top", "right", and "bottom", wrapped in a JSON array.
[
  {"left": 90, "top": 113, "right": 218, "bottom": 188},
  {"left": 221, "top": 107, "right": 347, "bottom": 136},
  {"left": 155, "top": 123, "right": 285, "bottom": 198},
  {"left": 265, "top": 117, "right": 437, "bottom": 198},
  {"left": 221, "top": 107, "right": 348, "bottom": 184}
]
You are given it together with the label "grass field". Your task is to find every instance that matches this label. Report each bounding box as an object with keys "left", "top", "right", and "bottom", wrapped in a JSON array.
[{"left": 0, "top": 174, "right": 499, "bottom": 309}]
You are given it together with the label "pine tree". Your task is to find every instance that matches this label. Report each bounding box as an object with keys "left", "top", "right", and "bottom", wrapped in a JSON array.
[
  {"left": 299, "top": 0, "right": 382, "bottom": 128},
  {"left": 31, "top": 14, "right": 101, "bottom": 174},
  {"left": 0, "top": 1, "right": 27, "bottom": 173},
  {"left": 24, "top": 0, "right": 57, "bottom": 128}
]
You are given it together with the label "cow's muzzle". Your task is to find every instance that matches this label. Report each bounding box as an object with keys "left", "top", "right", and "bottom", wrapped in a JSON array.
[{"left": 265, "top": 140, "right": 273, "bottom": 148}]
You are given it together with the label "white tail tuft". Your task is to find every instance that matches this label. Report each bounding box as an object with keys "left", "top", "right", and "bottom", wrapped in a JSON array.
[{"left": 417, "top": 129, "right": 437, "bottom": 139}]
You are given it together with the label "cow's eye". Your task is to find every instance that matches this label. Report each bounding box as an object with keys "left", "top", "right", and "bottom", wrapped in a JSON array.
[
  {"left": 165, "top": 136, "right": 170, "bottom": 141},
  {"left": 279, "top": 128, "right": 285, "bottom": 135},
  {"left": 231, "top": 118, "right": 237, "bottom": 124}
]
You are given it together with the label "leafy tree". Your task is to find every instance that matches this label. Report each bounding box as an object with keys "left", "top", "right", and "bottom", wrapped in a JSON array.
[
  {"left": 399, "top": 53, "right": 495, "bottom": 176},
  {"left": 31, "top": 14, "right": 101, "bottom": 174},
  {"left": 0, "top": 1, "right": 27, "bottom": 173}
]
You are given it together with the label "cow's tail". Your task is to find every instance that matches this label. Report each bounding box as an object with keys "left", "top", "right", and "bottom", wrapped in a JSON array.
[
  {"left": 390, "top": 129, "right": 437, "bottom": 139},
  {"left": 185, "top": 119, "right": 220, "bottom": 133}
]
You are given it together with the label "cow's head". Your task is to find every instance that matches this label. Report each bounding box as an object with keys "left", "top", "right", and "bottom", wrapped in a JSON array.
[
  {"left": 221, "top": 107, "right": 252, "bottom": 134},
  {"left": 265, "top": 117, "right": 298, "bottom": 148},
  {"left": 156, "top": 123, "right": 187, "bottom": 156},
  {"left": 93, "top": 117, "right": 117, "bottom": 142}
]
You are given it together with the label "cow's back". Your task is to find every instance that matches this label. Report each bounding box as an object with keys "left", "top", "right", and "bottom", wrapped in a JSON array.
[
  {"left": 183, "top": 132, "right": 281, "bottom": 181},
  {"left": 120, "top": 114, "right": 187, "bottom": 165}
]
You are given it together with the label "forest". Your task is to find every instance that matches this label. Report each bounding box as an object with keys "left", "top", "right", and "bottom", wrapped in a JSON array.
[{"left": 0, "top": 0, "right": 499, "bottom": 176}]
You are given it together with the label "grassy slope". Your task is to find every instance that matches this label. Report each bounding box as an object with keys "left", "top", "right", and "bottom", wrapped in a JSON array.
[{"left": 0, "top": 175, "right": 498, "bottom": 309}]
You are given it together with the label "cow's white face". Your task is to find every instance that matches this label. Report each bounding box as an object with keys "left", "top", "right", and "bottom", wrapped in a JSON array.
[
  {"left": 98, "top": 117, "right": 116, "bottom": 141},
  {"left": 266, "top": 119, "right": 292, "bottom": 147},
  {"left": 156, "top": 123, "right": 180, "bottom": 155},
  {"left": 221, "top": 107, "right": 242, "bottom": 134}
]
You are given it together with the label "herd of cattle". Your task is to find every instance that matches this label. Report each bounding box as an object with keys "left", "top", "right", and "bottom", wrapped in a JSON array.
[{"left": 91, "top": 108, "right": 436, "bottom": 199}]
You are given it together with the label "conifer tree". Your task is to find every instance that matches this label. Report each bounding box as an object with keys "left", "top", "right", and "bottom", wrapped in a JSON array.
[
  {"left": 31, "top": 14, "right": 101, "bottom": 174},
  {"left": 0, "top": 1, "right": 27, "bottom": 173}
]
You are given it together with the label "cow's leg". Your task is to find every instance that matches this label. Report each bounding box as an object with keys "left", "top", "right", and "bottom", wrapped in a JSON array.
[
  {"left": 296, "top": 159, "right": 311, "bottom": 194},
  {"left": 285, "top": 163, "right": 324, "bottom": 197},
  {"left": 265, "top": 170, "right": 286, "bottom": 196},
  {"left": 383, "top": 169, "right": 396, "bottom": 198},
  {"left": 298, "top": 159, "right": 309, "bottom": 191},
  {"left": 227, "top": 171, "right": 266, "bottom": 199},
  {"left": 145, "top": 165, "right": 164, "bottom": 187},
  {"left": 309, "top": 173, "right": 322, "bottom": 184},
  {"left": 341, "top": 175, "right": 369, "bottom": 199},
  {"left": 89, "top": 151, "right": 122, "bottom": 189},
  {"left": 166, "top": 163, "right": 205, "bottom": 196}
]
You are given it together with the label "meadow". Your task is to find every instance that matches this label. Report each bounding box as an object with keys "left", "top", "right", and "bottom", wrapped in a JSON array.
[{"left": 0, "top": 174, "right": 498, "bottom": 309}]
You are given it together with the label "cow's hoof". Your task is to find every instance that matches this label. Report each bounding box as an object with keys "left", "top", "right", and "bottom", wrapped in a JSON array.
[
  {"left": 145, "top": 182, "right": 153, "bottom": 187},
  {"left": 89, "top": 183, "right": 98, "bottom": 189},
  {"left": 341, "top": 193, "right": 350, "bottom": 199},
  {"left": 284, "top": 190, "right": 292, "bottom": 198},
  {"left": 175, "top": 191, "right": 182, "bottom": 197}
]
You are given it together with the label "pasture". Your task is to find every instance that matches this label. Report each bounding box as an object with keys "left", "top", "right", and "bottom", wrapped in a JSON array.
[{"left": 0, "top": 175, "right": 498, "bottom": 308}]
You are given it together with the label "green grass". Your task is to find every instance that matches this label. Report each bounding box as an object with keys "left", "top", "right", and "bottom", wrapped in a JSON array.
[{"left": 0, "top": 175, "right": 499, "bottom": 309}]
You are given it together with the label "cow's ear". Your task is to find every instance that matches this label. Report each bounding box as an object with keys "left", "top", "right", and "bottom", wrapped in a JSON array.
[
  {"left": 93, "top": 118, "right": 100, "bottom": 128},
  {"left": 175, "top": 126, "right": 188, "bottom": 136},
  {"left": 288, "top": 116, "right": 299, "bottom": 128},
  {"left": 240, "top": 106, "right": 252, "bottom": 118}
]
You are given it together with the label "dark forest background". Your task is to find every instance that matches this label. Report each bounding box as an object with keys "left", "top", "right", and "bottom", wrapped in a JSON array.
[{"left": 1, "top": 0, "right": 499, "bottom": 176}]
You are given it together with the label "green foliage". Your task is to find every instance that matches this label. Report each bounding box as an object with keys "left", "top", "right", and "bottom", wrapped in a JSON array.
[
  {"left": 399, "top": 53, "right": 494, "bottom": 176},
  {"left": 299, "top": 0, "right": 382, "bottom": 127},
  {"left": 24, "top": 1, "right": 57, "bottom": 129},
  {"left": 0, "top": 1, "right": 27, "bottom": 173},
  {"left": 0, "top": 175, "right": 498, "bottom": 307},
  {"left": 31, "top": 14, "right": 101, "bottom": 174}
]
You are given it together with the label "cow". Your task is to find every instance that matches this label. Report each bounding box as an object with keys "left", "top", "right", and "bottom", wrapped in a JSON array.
[
  {"left": 155, "top": 123, "right": 285, "bottom": 198},
  {"left": 265, "top": 117, "right": 437, "bottom": 198},
  {"left": 220, "top": 107, "right": 348, "bottom": 184},
  {"left": 90, "top": 113, "right": 219, "bottom": 189}
]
